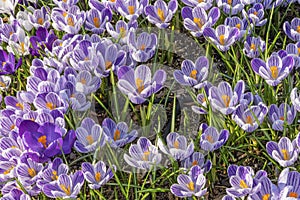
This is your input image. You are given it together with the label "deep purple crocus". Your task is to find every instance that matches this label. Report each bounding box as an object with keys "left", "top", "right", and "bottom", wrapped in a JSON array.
[
  {"left": 173, "top": 56, "right": 209, "bottom": 89},
  {"left": 0, "top": 49, "right": 22, "bottom": 75},
  {"left": 283, "top": 17, "right": 300, "bottom": 42},
  {"left": 29, "top": 27, "right": 57, "bottom": 56},
  {"left": 268, "top": 103, "right": 296, "bottom": 131},
  {"left": 117, "top": 65, "right": 166, "bottom": 104}
]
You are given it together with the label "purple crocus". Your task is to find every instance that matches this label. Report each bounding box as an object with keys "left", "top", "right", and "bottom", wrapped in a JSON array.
[
  {"left": 53, "top": 0, "right": 79, "bottom": 9},
  {"left": 29, "top": 27, "right": 57, "bottom": 56},
  {"left": 222, "top": 195, "right": 236, "bottom": 200},
  {"left": 208, "top": 80, "right": 245, "bottom": 115},
  {"left": 127, "top": 29, "right": 157, "bottom": 62},
  {"left": 81, "top": 161, "right": 115, "bottom": 189},
  {"left": 158, "top": 132, "right": 194, "bottom": 161},
  {"left": 74, "top": 117, "right": 106, "bottom": 153},
  {"left": 42, "top": 171, "right": 84, "bottom": 199},
  {"left": 199, "top": 123, "right": 229, "bottom": 152},
  {"left": 33, "top": 92, "right": 67, "bottom": 113},
  {"left": 181, "top": 0, "right": 213, "bottom": 10},
  {"left": 85, "top": 8, "right": 112, "bottom": 34},
  {"left": 144, "top": 0, "right": 178, "bottom": 29},
  {"left": 0, "top": 75, "right": 11, "bottom": 91},
  {"left": 102, "top": 117, "right": 138, "bottom": 148},
  {"left": 117, "top": 65, "right": 166, "bottom": 104},
  {"left": 217, "top": 0, "right": 244, "bottom": 15},
  {"left": 283, "top": 17, "right": 300, "bottom": 41},
  {"left": 266, "top": 137, "right": 299, "bottom": 167},
  {"left": 0, "top": 49, "right": 22, "bottom": 75},
  {"left": 268, "top": 103, "right": 296, "bottom": 131},
  {"left": 192, "top": 93, "right": 208, "bottom": 114},
  {"left": 291, "top": 88, "right": 300, "bottom": 112},
  {"left": 286, "top": 42, "right": 300, "bottom": 68},
  {"left": 28, "top": 6, "right": 51, "bottom": 29},
  {"left": 0, "top": 188, "right": 31, "bottom": 200},
  {"left": 248, "top": 176, "right": 279, "bottom": 200},
  {"left": 224, "top": 16, "right": 249, "bottom": 40},
  {"left": 251, "top": 54, "right": 294, "bottom": 86},
  {"left": 243, "top": 36, "right": 265, "bottom": 58},
  {"left": 181, "top": 152, "right": 212, "bottom": 173},
  {"left": 242, "top": 3, "right": 267, "bottom": 27},
  {"left": 232, "top": 103, "right": 268, "bottom": 132},
  {"left": 170, "top": 165, "right": 207, "bottom": 198},
  {"left": 173, "top": 56, "right": 209, "bottom": 89},
  {"left": 203, "top": 25, "right": 239, "bottom": 51},
  {"left": 181, "top": 6, "right": 220, "bottom": 37},
  {"left": 277, "top": 168, "right": 300, "bottom": 199},
  {"left": 115, "top": 0, "right": 148, "bottom": 20},
  {"left": 16, "top": 157, "right": 44, "bottom": 186},
  {"left": 124, "top": 137, "right": 162, "bottom": 170}
]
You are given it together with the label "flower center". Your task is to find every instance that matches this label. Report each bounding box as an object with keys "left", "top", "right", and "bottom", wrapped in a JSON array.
[
  {"left": 135, "top": 78, "right": 144, "bottom": 93},
  {"left": 63, "top": 12, "right": 67, "bottom": 17},
  {"left": 239, "top": 180, "right": 248, "bottom": 188},
  {"left": 288, "top": 192, "right": 298, "bottom": 198},
  {"left": 2, "top": 61, "right": 6, "bottom": 66},
  {"left": 198, "top": 0, "right": 203, "bottom": 2},
  {"left": 298, "top": 47, "right": 300, "bottom": 55},
  {"left": 86, "top": 135, "right": 94, "bottom": 145},
  {"left": 60, "top": 184, "right": 71, "bottom": 196},
  {"left": 95, "top": 172, "right": 101, "bottom": 182},
  {"left": 221, "top": 95, "right": 230, "bottom": 107},
  {"left": 38, "top": 135, "right": 48, "bottom": 148},
  {"left": 114, "top": 129, "right": 121, "bottom": 141},
  {"left": 16, "top": 102, "right": 24, "bottom": 110},
  {"left": 46, "top": 102, "right": 55, "bottom": 110},
  {"left": 193, "top": 17, "right": 203, "bottom": 29},
  {"left": 192, "top": 160, "right": 198, "bottom": 166},
  {"left": 10, "top": 124, "right": 15, "bottom": 130},
  {"left": 227, "top": 0, "right": 232, "bottom": 5},
  {"left": 80, "top": 78, "right": 87, "bottom": 84},
  {"left": 142, "top": 151, "right": 150, "bottom": 161},
  {"left": 253, "top": 11, "right": 258, "bottom": 16},
  {"left": 190, "top": 69, "right": 197, "bottom": 79},
  {"left": 270, "top": 66, "right": 278, "bottom": 79},
  {"left": 187, "top": 181, "right": 195, "bottom": 191},
  {"left": 3, "top": 166, "right": 14, "bottom": 175},
  {"left": 139, "top": 44, "right": 146, "bottom": 50},
  {"left": 105, "top": 61, "right": 113, "bottom": 70},
  {"left": 281, "top": 149, "right": 289, "bottom": 160},
  {"left": 235, "top": 23, "right": 241, "bottom": 29},
  {"left": 93, "top": 17, "right": 100, "bottom": 28},
  {"left": 245, "top": 115, "right": 253, "bottom": 125},
  {"left": 157, "top": 8, "right": 165, "bottom": 21},
  {"left": 20, "top": 42, "right": 25, "bottom": 53},
  {"left": 128, "top": 6, "right": 135, "bottom": 15},
  {"left": 111, "top": 0, "right": 116, "bottom": 2},
  {"left": 250, "top": 43, "right": 256, "bottom": 51},
  {"left": 219, "top": 35, "right": 225, "bottom": 45},
  {"left": 67, "top": 17, "right": 74, "bottom": 27},
  {"left": 28, "top": 168, "right": 36, "bottom": 177},
  {"left": 206, "top": 135, "right": 214, "bottom": 143},
  {"left": 0, "top": 81, "right": 6, "bottom": 87},
  {"left": 37, "top": 18, "right": 44, "bottom": 25},
  {"left": 63, "top": 0, "right": 67, "bottom": 2},
  {"left": 119, "top": 27, "right": 126, "bottom": 38},
  {"left": 174, "top": 140, "right": 180, "bottom": 149},
  {"left": 297, "top": 26, "right": 300, "bottom": 33},
  {"left": 262, "top": 193, "right": 270, "bottom": 200},
  {"left": 279, "top": 116, "right": 284, "bottom": 120},
  {"left": 52, "top": 170, "right": 58, "bottom": 180}
]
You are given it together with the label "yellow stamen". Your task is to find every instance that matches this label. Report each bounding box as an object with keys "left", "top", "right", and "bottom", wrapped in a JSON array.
[
  {"left": 10, "top": 124, "right": 15, "bottom": 130},
  {"left": 198, "top": 0, "right": 203, "bottom": 2},
  {"left": 93, "top": 17, "right": 100, "bottom": 28},
  {"left": 37, "top": 18, "right": 44, "bottom": 25},
  {"left": 228, "top": 0, "right": 232, "bottom": 5},
  {"left": 157, "top": 8, "right": 165, "bottom": 21},
  {"left": 86, "top": 135, "right": 94, "bottom": 145},
  {"left": 67, "top": 17, "right": 74, "bottom": 27},
  {"left": 279, "top": 116, "right": 284, "bottom": 120},
  {"left": 253, "top": 11, "right": 258, "bottom": 16},
  {"left": 63, "top": 12, "right": 67, "bottom": 17},
  {"left": 128, "top": 6, "right": 135, "bottom": 15},
  {"left": 46, "top": 102, "right": 55, "bottom": 110},
  {"left": 0, "top": 81, "right": 6, "bottom": 87},
  {"left": 84, "top": 57, "right": 89, "bottom": 61},
  {"left": 114, "top": 129, "right": 121, "bottom": 141},
  {"left": 119, "top": 27, "right": 126, "bottom": 38},
  {"left": 28, "top": 168, "right": 36, "bottom": 177},
  {"left": 95, "top": 172, "right": 101, "bottom": 182},
  {"left": 245, "top": 115, "right": 253, "bottom": 125},
  {"left": 3, "top": 166, "right": 14, "bottom": 175},
  {"left": 60, "top": 184, "right": 71, "bottom": 196},
  {"left": 298, "top": 47, "right": 300, "bottom": 55},
  {"left": 174, "top": 141, "right": 180, "bottom": 149},
  {"left": 16, "top": 102, "right": 24, "bottom": 110},
  {"left": 193, "top": 17, "right": 203, "bottom": 29},
  {"left": 297, "top": 25, "right": 300, "bottom": 33},
  {"left": 105, "top": 61, "right": 113, "bottom": 70},
  {"left": 219, "top": 35, "right": 225, "bottom": 45},
  {"left": 136, "top": 78, "right": 144, "bottom": 93},
  {"left": 111, "top": 0, "right": 116, "bottom": 2},
  {"left": 270, "top": 66, "right": 278, "bottom": 79},
  {"left": 80, "top": 78, "right": 87, "bottom": 84},
  {"left": 239, "top": 180, "right": 248, "bottom": 188},
  {"left": 11, "top": 146, "right": 17, "bottom": 148},
  {"left": 63, "top": 0, "right": 67, "bottom": 2},
  {"left": 38, "top": 135, "right": 47, "bottom": 148},
  {"left": 2, "top": 61, "right": 6, "bottom": 66},
  {"left": 192, "top": 160, "right": 198, "bottom": 166},
  {"left": 262, "top": 194, "right": 270, "bottom": 200},
  {"left": 187, "top": 181, "right": 195, "bottom": 191},
  {"left": 142, "top": 151, "right": 150, "bottom": 161},
  {"left": 250, "top": 43, "right": 256, "bottom": 51},
  {"left": 20, "top": 42, "right": 25, "bottom": 53},
  {"left": 206, "top": 135, "right": 214, "bottom": 143},
  {"left": 281, "top": 149, "right": 289, "bottom": 160},
  {"left": 139, "top": 44, "right": 146, "bottom": 50},
  {"left": 235, "top": 23, "right": 241, "bottom": 29},
  {"left": 288, "top": 192, "right": 298, "bottom": 198},
  {"left": 52, "top": 170, "right": 58, "bottom": 180},
  {"left": 190, "top": 69, "right": 197, "bottom": 79},
  {"left": 221, "top": 95, "right": 230, "bottom": 108}
]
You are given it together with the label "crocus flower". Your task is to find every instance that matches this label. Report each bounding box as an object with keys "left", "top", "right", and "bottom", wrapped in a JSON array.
[
  {"left": 81, "top": 161, "right": 115, "bottom": 189},
  {"left": 127, "top": 30, "right": 157, "bottom": 62},
  {"left": 181, "top": 152, "right": 212, "bottom": 173},
  {"left": 16, "top": 157, "right": 44, "bottom": 186},
  {"left": 291, "top": 88, "right": 300, "bottom": 112},
  {"left": 144, "top": 0, "right": 178, "bottom": 29},
  {"left": 251, "top": 54, "right": 294, "bottom": 86},
  {"left": 0, "top": 75, "right": 11, "bottom": 91},
  {"left": 286, "top": 42, "right": 300, "bottom": 68},
  {"left": 102, "top": 117, "right": 138, "bottom": 148},
  {"left": 181, "top": 0, "right": 213, "bottom": 10},
  {"left": 0, "top": 188, "right": 31, "bottom": 200},
  {"left": 203, "top": 25, "right": 239, "bottom": 51},
  {"left": 181, "top": 6, "right": 220, "bottom": 37},
  {"left": 42, "top": 171, "right": 84, "bottom": 199},
  {"left": 0, "top": 49, "right": 22, "bottom": 75},
  {"left": 266, "top": 137, "right": 299, "bottom": 167},
  {"left": 85, "top": 8, "right": 112, "bottom": 34},
  {"left": 283, "top": 17, "right": 300, "bottom": 41},
  {"left": 232, "top": 103, "right": 268, "bottom": 132},
  {"left": 199, "top": 123, "right": 229, "bottom": 152},
  {"left": 115, "top": 0, "right": 148, "bottom": 20},
  {"left": 277, "top": 168, "right": 300, "bottom": 199},
  {"left": 158, "top": 132, "right": 194, "bottom": 161},
  {"left": 29, "top": 27, "right": 57, "bottom": 56},
  {"left": 28, "top": 6, "right": 51, "bottom": 29},
  {"left": 222, "top": 195, "right": 236, "bottom": 200},
  {"left": 124, "top": 137, "right": 162, "bottom": 170},
  {"left": 268, "top": 103, "right": 296, "bottom": 131},
  {"left": 224, "top": 16, "right": 249, "bottom": 40},
  {"left": 243, "top": 36, "right": 265, "bottom": 58},
  {"left": 117, "top": 65, "right": 166, "bottom": 104},
  {"left": 7, "top": 27, "right": 30, "bottom": 56},
  {"left": 173, "top": 56, "right": 209, "bottom": 89},
  {"left": 15, "top": 7, "right": 35, "bottom": 31},
  {"left": 242, "top": 3, "right": 267, "bottom": 27},
  {"left": 53, "top": 0, "right": 79, "bottom": 9},
  {"left": 0, "top": 20, "right": 19, "bottom": 43},
  {"left": 248, "top": 176, "right": 279, "bottom": 200},
  {"left": 192, "top": 93, "right": 208, "bottom": 114},
  {"left": 33, "top": 92, "right": 67, "bottom": 113},
  {"left": 75, "top": 70, "right": 101, "bottom": 95},
  {"left": 259, "top": 0, "right": 283, "bottom": 9},
  {"left": 89, "top": 0, "right": 115, "bottom": 10},
  {"left": 208, "top": 80, "right": 245, "bottom": 115},
  {"left": 170, "top": 165, "right": 207, "bottom": 198},
  {"left": 217, "top": 0, "right": 244, "bottom": 15},
  {"left": 0, "top": 0, "right": 18, "bottom": 14},
  {"left": 4, "top": 95, "right": 31, "bottom": 114},
  {"left": 74, "top": 117, "right": 106, "bottom": 153}
]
